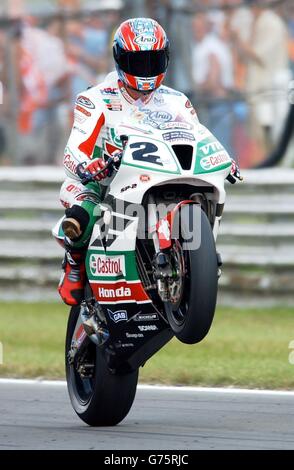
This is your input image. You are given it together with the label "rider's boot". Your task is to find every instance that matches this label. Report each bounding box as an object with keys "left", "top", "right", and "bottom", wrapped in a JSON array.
[
  {"left": 58, "top": 203, "right": 100, "bottom": 306},
  {"left": 58, "top": 244, "right": 86, "bottom": 306}
]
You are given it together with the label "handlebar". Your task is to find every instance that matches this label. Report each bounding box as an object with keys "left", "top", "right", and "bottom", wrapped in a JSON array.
[{"left": 226, "top": 174, "right": 243, "bottom": 184}]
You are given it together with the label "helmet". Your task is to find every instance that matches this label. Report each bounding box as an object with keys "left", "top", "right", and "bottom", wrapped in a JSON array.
[{"left": 113, "top": 18, "right": 170, "bottom": 92}]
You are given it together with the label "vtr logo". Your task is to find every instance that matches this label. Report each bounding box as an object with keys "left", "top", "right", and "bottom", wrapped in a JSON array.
[
  {"left": 200, "top": 141, "right": 224, "bottom": 155},
  {"left": 90, "top": 254, "right": 125, "bottom": 277}
]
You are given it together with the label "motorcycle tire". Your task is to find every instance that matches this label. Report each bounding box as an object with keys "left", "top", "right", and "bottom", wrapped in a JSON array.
[
  {"left": 66, "top": 306, "right": 139, "bottom": 426},
  {"left": 165, "top": 204, "right": 218, "bottom": 344}
]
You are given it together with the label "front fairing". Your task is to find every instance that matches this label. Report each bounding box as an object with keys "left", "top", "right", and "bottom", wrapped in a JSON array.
[{"left": 109, "top": 99, "right": 232, "bottom": 205}]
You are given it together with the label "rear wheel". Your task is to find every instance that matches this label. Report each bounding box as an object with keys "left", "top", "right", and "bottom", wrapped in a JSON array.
[
  {"left": 165, "top": 205, "right": 218, "bottom": 344},
  {"left": 66, "top": 306, "right": 138, "bottom": 426}
]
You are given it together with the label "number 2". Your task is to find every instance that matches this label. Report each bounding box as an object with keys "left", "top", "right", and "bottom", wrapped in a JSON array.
[{"left": 130, "top": 142, "right": 162, "bottom": 166}]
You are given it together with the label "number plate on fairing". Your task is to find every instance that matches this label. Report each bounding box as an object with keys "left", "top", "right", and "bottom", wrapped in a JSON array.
[{"left": 122, "top": 135, "right": 180, "bottom": 174}]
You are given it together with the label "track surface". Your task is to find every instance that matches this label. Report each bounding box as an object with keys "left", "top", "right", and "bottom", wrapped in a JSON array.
[{"left": 0, "top": 380, "right": 293, "bottom": 450}]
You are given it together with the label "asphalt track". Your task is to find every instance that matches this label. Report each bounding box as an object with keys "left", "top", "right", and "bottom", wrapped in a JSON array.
[{"left": 0, "top": 379, "right": 294, "bottom": 450}]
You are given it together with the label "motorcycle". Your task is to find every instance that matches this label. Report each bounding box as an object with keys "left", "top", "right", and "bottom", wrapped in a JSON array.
[{"left": 55, "top": 102, "right": 239, "bottom": 426}]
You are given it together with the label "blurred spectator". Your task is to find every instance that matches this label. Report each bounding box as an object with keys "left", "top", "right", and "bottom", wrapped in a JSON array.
[
  {"left": 0, "top": 30, "right": 7, "bottom": 163},
  {"left": 288, "top": 2, "right": 294, "bottom": 75},
  {"left": 150, "top": 0, "right": 193, "bottom": 94},
  {"left": 1, "top": 0, "right": 293, "bottom": 168},
  {"left": 233, "top": 0, "right": 291, "bottom": 155},
  {"left": 16, "top": 20, "right": 70, "bottom": 164},
  {"left": 65, "top": 15, "right": 110, "bottom": 104},
  {"left": 191, "top": 12, "right": 234, "bottom": 155}
]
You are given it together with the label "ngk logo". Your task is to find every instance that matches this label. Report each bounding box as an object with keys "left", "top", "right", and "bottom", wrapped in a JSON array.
[
  {"left": 98, "top": 287, "right": 131, "bottom": 298},
  {"left": 90, "top": 254, "right": 125, "bottom": 277}
]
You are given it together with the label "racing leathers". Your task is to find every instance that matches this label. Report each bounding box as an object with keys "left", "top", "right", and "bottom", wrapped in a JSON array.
[
  {"left": 57, "top": 70, "right": 200, "bottom": 243},
  {"left": 53, "top": 70, "right": 234, "bottom": 305}
]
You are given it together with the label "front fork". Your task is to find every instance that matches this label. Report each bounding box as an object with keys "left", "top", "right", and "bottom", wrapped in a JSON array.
[
  {"left": 150, "top": 199, "right": 223, "bottom": 300},
  {"left": 148, "top": 197, "right": 188, "bottom": 303},
  {"left": 67, "top": 288, "right": 109, "bottom": 369}
]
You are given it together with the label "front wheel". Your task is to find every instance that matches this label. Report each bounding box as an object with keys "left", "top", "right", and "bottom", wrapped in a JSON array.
[
  {"left": 165, "top": 205, "right": 218, "bottom": 344},
  {"left": 66, "top": 306, "right": 138, "bottom": 426}
]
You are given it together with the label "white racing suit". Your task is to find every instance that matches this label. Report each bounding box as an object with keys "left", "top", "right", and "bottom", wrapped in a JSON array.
[{"left": 53, "top": 71, "right": 200, "bottom": 248}]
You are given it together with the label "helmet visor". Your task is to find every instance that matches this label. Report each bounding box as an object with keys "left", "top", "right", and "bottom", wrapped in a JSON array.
[{"left": 115, "top": 46, "right": 169, "bottom": 78}]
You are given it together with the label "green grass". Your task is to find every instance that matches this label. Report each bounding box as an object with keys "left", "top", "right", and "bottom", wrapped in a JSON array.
[{"left": 0, "top": 303, "right": 293, "bottom": 389}]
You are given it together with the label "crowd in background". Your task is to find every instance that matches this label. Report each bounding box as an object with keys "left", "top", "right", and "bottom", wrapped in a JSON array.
[
  {"left": 0, "top": 2, "right": 121, "bottom": 165},
  {"left": 0, "top": 0, "right": 294, "bottom": 167},
  {"left": 190, "top": 0, "right": 293, "bottom": 165}
]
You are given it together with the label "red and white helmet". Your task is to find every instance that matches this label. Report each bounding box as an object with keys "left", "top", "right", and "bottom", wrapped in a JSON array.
[{"left": 113, "top": 18, "right": 170, "bottom": 92}]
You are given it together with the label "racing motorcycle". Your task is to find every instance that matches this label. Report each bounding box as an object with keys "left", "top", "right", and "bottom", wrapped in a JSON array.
[{"left": 57, "top": 102, "right": 240, "bottom": 427}]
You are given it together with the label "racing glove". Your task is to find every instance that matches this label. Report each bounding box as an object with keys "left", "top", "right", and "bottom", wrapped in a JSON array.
[
  {"left": 84, "top": 158, "right": 109, "bottom": 181},
  {"left": 226, "top": 159, "right": 242, "bottom": 184}
]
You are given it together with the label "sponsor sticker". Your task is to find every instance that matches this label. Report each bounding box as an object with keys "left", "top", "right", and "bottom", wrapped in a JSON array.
[
  {"left": 154, "top": 96, "right": 165, "bottom": 106},
  {"left": 149, "top": 110, "right": 172, "bottom": 123},
  {"left": 98, "top": 286, "right": 131, "bottom": 298},
  {"left": 90, "top": 254, "right": 125, "bottom": 277},
  {"left": 185, "top": 99, "right": 197, "bottom": 116},
  {"left": 138, "top": 324, "right": 158, "bottom": 331},
  {"left": 76, "top": 95, "right": 95, "bottom": 109},
  {"left": 91, "top": 281, "right": 150, "bottom": 303},
  {"left": 73, "top": 126, "right": 87, "bottom": 134},
  {"left": 134, "top": 312, "right": 159, "bottom": 321},
  {"left": 159, "top": 121, "right": 193, "bottom": 131},
  {"left": 137, "top": 78, "right": 156, "bottom": 91},
  {"left": 107, "top": 309, "right": 128, "bottom": 323},
  {"left": 100, "top": 87, "right": 119, "bottom": 96},
  {"left": 120, "top": 183, "right": 137, "bottom": 193},
  {"left": 199, "top": 140, "right": 224, "bottom": 156},
  {"left": 104, "top": 98, "right": 122, "bottom": 111},
  {"left": 126, "top": 332, "right": 144, "bottom": 339},
  {"left": 158, "top": 88, "right": 182, "bottom": 96},
  {"left": 75, "top": 193, "right": 99, "bottom": 203},
  {"left": 66, "top": 184, "right": 81, "bottom": 195},
  {"left": 74, "top": 113, "right": 87, "bottom": 124},
  {"left": 200, "top": 152, "right": 231, "bottom": 171},
  {"left": 163, "top": 131, "right": 195, "bottom": 142},
  {"left": 75, "top": 105, "right": 91, "bottom": 117},
  {"left": 134, "top": 34, "right": 157, "bottom": 46},
  {"left": 140, "top": 174, "right": 150, "bottom": 183},
  {"left": 64, "top": 153, "right": 77, "bottom": 175}
]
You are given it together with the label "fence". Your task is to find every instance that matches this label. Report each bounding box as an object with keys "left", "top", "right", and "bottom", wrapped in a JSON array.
[{"left": 0, "top": 167, "right": 293, "bottom": 306}]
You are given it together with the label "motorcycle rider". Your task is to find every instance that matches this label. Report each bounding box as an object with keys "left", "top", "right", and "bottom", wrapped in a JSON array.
[{"left": 54, "top": 17, "right": 240, "bottom": 306}]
